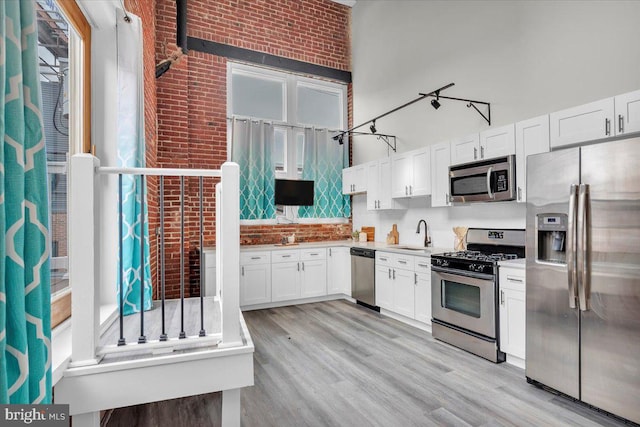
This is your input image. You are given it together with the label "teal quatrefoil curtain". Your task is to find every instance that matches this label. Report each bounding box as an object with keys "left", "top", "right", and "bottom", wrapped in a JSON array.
[
  {"left": 299, "top": 128, "right": 350, "bottom": 218},
  {"left": 231, "top": 118, "right": 276, "bottom": 220},
  {"left": 116, "top": 9, "right": 152, "bottom": 315},
  {"left": 0, "top": 0, "right": 52, "bottom": 403}
]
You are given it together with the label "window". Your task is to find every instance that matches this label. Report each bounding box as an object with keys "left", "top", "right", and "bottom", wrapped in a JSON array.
[
  {"left": 228, "top": 62, "right": 348, "bottom": 221},
  {"left": 39, "top": 0, "right": 91, "bottom": 327}
]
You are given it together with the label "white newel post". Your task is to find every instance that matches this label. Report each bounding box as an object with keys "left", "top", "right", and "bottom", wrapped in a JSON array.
[
  {"left": 219, "top": 162, "right": 241, "bottom": 346},
  {"left": 69, "top": 154, "right": 101, "bottom": 366}
]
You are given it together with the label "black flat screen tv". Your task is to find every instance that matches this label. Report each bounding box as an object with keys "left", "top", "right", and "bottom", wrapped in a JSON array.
[{"left": 274, "top": 179, "right": 314, "bottom": 206}]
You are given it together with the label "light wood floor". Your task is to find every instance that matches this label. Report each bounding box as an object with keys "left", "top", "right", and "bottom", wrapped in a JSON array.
[{"left": 105, "top": 299, "right": 630, "bottom": 427}]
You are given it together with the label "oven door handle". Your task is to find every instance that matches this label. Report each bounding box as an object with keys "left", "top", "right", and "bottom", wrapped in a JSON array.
[
  {"left": 486, "top": 166, "right": 494, "bottom": 199},
  {"left": 431, "top": 265, "right": 495, "bottom": 282}
]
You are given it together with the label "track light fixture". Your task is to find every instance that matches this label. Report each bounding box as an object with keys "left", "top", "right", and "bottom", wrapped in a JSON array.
[
  {"left": 369, "top": 120, "right": 377, "bottom": 134},
  {"left": 431, "top": 90, "right": 441, "bottom": 109}
]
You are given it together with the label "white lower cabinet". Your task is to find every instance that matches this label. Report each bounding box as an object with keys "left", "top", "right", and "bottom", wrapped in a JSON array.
[
  {"left": 376, "top": 251, "right": 431, "bottom": 325},
  {"left": 327, "top": 247, "right": 351, "bottom": 296},
  {"left": 240, "top": 252, "right": 272, "bottom": 306},
  {"left": 271, "top": 248, "right": 327, "bottom": 302},
  {"left": 499, "top": 266, "right": 526, "bottom": 365}
]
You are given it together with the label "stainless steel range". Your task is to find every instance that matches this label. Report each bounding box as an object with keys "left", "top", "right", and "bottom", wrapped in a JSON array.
[{"left": 431, "top": 228, "right": 525, "bottom": 363}]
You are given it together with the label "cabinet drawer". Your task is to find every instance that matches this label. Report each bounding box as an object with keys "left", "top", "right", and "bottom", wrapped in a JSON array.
[
  {"left": 414, "top": 257, "right": 431, "bottom": 274},
  {"left": 392, "top": 254, "right": 414, "bottom": 270},
  {"left": 499, "top": 267, "right": 526, "bottom": 291},
  {"left": 376, "top": 252, "right": 393, "bottom": 267},
  {"left": 272, "top": 250, "right": 300, "bottom": 263},
  {"left": 240, "top": 251, "right": 271, "bottom": 265},
  {"left": 301, "top": 248, "right": 326, "bottom": 261}
]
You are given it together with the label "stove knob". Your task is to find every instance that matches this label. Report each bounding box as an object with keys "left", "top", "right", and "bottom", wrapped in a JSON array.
[
  {"left": 442, "top": 260, "right": 449, "bottom": 267},
  {"left": 469, "top": 263, "right": 476, "bottom": 271}
]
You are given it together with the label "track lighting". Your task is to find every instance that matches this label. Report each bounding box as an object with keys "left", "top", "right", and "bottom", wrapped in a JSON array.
[
  {"left": 369, "top": 120, "right": 377, "bottom": 134},
  {"left": 338, "top": 134, "right": 344, "bottom": 145},
  {"left": 431, "top": 99, "right": 441, "bottom": 110}
]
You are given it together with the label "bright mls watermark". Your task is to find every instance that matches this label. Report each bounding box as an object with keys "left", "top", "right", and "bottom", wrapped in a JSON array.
[{"left": 0, "top": 405, "right": 69, "bottom": 427}]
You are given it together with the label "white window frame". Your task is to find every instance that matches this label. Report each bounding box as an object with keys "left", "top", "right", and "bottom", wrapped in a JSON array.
[{"left": 227, "top": 62, "right": 348, "bottom": 225}]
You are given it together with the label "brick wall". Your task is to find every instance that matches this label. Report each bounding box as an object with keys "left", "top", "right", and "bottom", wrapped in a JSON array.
[{"left": 153, "top": 0, "right": 352, "bottom": 297}]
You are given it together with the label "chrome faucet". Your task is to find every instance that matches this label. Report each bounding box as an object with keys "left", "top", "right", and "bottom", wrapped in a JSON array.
[{"left": 416, "top": 219, "right": 431, "bottom": 247}]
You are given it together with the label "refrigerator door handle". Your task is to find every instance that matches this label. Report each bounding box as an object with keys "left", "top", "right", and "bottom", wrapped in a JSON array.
[
  {"left": 577, "top": 183, "right": 591, "bottom": 311},
  {"left": 567, "top": 184, "right": 579, "bottom": 309}
]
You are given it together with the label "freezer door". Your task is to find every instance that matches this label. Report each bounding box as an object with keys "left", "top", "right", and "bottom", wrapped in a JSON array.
[
  {"left": 580, "top": 138, "right": 640, "bottom": 424},
  {"left": 525, "top": 147, "right": 580, "bottom": 398}
]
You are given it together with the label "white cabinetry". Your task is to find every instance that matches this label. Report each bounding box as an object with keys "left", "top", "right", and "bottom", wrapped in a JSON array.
[
  {"left": 327, "top": 247, "right": 351, "bottom": 296},
  {"left": 479, "top": 124, "right": 516, "bottom": 160},
  {"left": 414, "top": 259, "right": 431, "bottom": 325},
  {"left": 614, "top": 89, "right": 640, "bottom": 136},
  {"left": 450, "top": 133, "right": 480, "bottom": 165},
  {"left": 515, "top": 115, "right": 550, "bottom": 203},
  {"left": 342, "top": 164, "right": 367, "bottom": 195},
  {"left": 451, "top": 126, "right": 515, "bottom": 165},
  {"left": 240, "top": 252, "right": 271, "bottom": 306},
  {"left": 499, "top": 266, "right": 526, "bottom": 367},
  {"left": 271, "top": 249, "right": 327, "bottom": 302},
  {"left": 550, "top": 98, "right": 615, "bottom": 148},
  {"left": 376, "top": 251, "right": 431, "bottom": 326},
  {"left": 367, "top": 158, "right": 405, "bottom": 211},
  {"left": 430, "top": 141, "right": 451, "bottom": 207},
  {"left": 391, "top": 147, "right": 431, "bottom": 198}
]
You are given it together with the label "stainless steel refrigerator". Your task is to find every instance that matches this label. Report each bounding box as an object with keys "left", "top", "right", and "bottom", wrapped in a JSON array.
[{"left": 526, "top": 137, "right": 640, "bottom": 424}]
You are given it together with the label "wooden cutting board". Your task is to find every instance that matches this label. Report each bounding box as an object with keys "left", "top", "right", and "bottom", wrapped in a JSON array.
[
  {"left": 390, "top": 224, "right": 399, "bottom": 244},
  {"left": 361, "top": 226, "right": 375, "bottom": 241}
]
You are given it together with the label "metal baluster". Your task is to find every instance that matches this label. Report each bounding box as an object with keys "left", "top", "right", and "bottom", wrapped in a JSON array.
[
  {"left": 117, "top": 174, "right": 125, "bottom": 346},
  {"left": 199, "top": 176, "right": 206, "bottom": 337},
  {"left": 179, "top": 176, "right": 186, "bottom": 339},
  {"left": 138, "top": 175, "right": 147, "bottom": 344},
  {"left": 159, "top": 176, "right": 167, "bottom": 341}
]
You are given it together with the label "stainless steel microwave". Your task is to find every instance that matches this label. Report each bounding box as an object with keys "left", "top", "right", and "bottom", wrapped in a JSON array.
[{"left": 449, "top": 155, "right": 516, "bottom": 203}]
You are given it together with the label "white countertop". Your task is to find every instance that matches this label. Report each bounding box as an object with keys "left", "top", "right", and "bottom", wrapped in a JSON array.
[
  {"left": 205, "top": 240, "right": 451, "bottom": 258},
  {"left": 499, "top": 258, "right": 526, "bottom": 269}
]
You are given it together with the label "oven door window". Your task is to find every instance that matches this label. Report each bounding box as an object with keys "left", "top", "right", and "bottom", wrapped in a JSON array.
[{"left": 442, "top": 280, "right": 481, "bottom": 318}]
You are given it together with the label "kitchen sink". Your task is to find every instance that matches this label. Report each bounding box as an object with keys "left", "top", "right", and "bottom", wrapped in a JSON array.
[{"left": 392, "top": 245, "right": 430, "bottom": 252}]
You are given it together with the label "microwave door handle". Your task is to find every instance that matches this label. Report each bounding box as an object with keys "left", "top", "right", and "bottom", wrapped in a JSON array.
[
  {"left": 486, "top": 166, "right": 494, "bottom": 199},
  {"left": 567, "top": 184, "right": 578, "bottom": 309},
  {"left": 577, "top": 184, "right": 590, "bottom": 311}
]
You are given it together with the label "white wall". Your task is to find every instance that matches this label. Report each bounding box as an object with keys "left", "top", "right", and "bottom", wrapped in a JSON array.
[{"left": 350, "top": 1, "right": 640, "bottom": 248}]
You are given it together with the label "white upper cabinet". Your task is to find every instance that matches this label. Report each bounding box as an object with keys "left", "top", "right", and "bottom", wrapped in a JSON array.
[
  {"left": 550, "top": 98, "right": 615, "bottom": 148},
  {"left": 515, "top": 115, "right": 550, "bottom": 203},
  {"left": 367, "top": 158, "right": 406, "bottom": 211},
  {"left": 342, "top": 164, "right": 367, "bottom": 195},
  {"left": 430, "top": 141, "right": 451, "bottom": 207},
  {"left": 451, "top": 127, "right": 514, "bottom": 165},
  {"left": 450, "top": 133, "right": 480, "bottom": 165},
  {"left": 391, "top": 147, "right": 431, "bottom": 198},
  {"left": 479, "top": 123, "right": 516, "bottom": 160},
  {"left": 614, "top": 89, "right": 640, "bottom": 136}
]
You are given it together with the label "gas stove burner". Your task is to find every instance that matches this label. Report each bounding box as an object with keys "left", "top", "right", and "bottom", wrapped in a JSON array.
[{"left": 440, "top": 251, "right": 521, "bottom": 262}]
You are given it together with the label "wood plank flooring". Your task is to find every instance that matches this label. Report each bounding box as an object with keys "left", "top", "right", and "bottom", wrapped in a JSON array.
[{"left": 104, "top": 300, "right": 631, "bottom": 427}]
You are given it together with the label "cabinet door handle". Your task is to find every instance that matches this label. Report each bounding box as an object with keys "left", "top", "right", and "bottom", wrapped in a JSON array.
[
  {"left": 297, "top": 262, "right": 300, "bottom": 271},
  {"left": 309, "top": 253, "right": 319, "bottom": 256},
  {"left": 409, "top": 185, "right": 413, "bottom": 195},
  {"left": 507, "top": 276, "right": 524, "bottom": 283},
  {"left": 282, "top": 254, "right": 291, "bottom": 258},
  {"left": 380, "top": 257, "right": 387, "bottom": 261},
  {"left": 388, "top": 268, "right": 391, "bottom": 279},
  {"left": 405, "top": 185, "right": 408, "bottom": 195},
  {"left": 473, "top": 147, "right": 478, "bottom": 160},
  {"left": 393, "top": 269, "right": 396, "bottom": 280},
  {"left": 500, "top": 290, "right": 505, "bottom": 305},
  {"left": 619, "top": 114, "right": 624, "bottom": 133},
  {"left": 329, "top": 248, "right": 332, "bottom": 256},
  {"left": 417, "top": 263, "right": 428, "bottom": 268},
  {"left": 398, "top": 260, "right": 407, "bottom": 264},
  {"left": 242, "top": 266, "right": 244, "bottom": 276},
  {"left": 605, "top": 118, "right": 611, "bottom": 136},
  {"left": 251, "top": 256, "right": 261, "bottom": 260},
  {"left": 414, "top": 272, "right": 418, "bottom": 285},
  {"left": 480, "top": 145, "right": 485, "bottom": 159},
  {"left": 302, "top": 262, "right": 305, "bottom": 271},
  {"left": 517, "top": 186, "right": 522, "bottom": 201}
]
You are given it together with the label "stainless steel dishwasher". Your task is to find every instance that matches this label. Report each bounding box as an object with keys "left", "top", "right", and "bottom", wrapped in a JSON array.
[{"left": 350, "top": 247, "right": 378, "bottom": 310}]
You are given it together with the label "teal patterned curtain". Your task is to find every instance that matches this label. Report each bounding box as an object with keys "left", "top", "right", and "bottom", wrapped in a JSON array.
[
  {"left": 231, "top": 119, "right": 276, "bottom": 220},
  {"left": 116, "top": 9, "right": 152, "bottom": 315},
  {"left": 299, "top": 129, "right": 350, "bottom": 218},
  {"left": 0, "top": 0, "right": 52, "bottom": 403}
]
